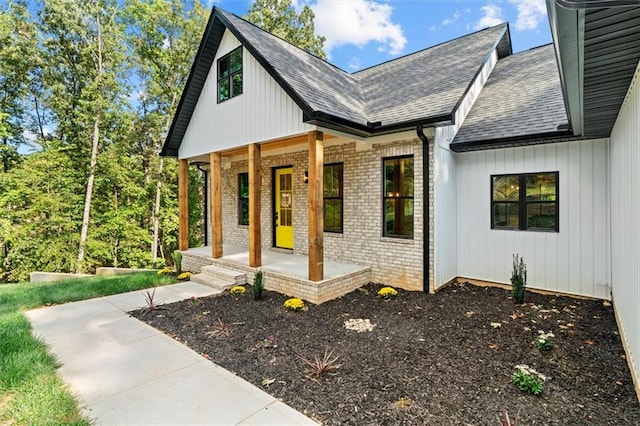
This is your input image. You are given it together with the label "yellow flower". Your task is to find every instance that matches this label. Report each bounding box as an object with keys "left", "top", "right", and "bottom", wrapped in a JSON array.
[
  {"left": 157, "top": 267, "right": 173, "bottom": 275},
  {"left": 177, "top": 272, "right": 192, "bottom": 280},
  {"left": 230, "top": 286, "right": 246, "bottom": 295},
  {"left": 284, "top": 298, "right": 305, "bottom": 311},
  {"left": 377, "top": 287, "right": 398, "bottom": 299}
]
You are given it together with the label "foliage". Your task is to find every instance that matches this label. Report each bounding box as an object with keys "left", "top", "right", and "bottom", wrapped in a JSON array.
[
  {"left": 172, "top": 250, "right": 182, "bottom": 274},
  {"left": 157, "top": 267, "right": 173, "bottom": 275},
  {"left": 497, "top": 408, "right": 521, "bottom": 426},
  {"left": 259, "top": 334, "right": 277, "bottom": 348},
  {"left": 177, "top": 271, "right": 191, "bottom": 280},
  {"left": 284, "top": 297, "right": 305, "bottom": 311},
  {"left": 298, "top": 348, "right": 341, "bottom": 379},
  {"left": 536, "top": 330, "right": 555, "bottom": 351},
  {"left": 245, "top": 0, "right": 326, "bottom": 59},
  {"left": 230, "top": 285, "right": 246, "bottom": 295},
  {"left": 378, "top": 286, "right": 398, "bottom": 299},
  {"left": 395, "top": 396, "right": 412, "bottom": 409},
  {"left": 252, "top": 269, "right": 264, "bottom": 301},
  {"left": 142, "top": 288, "right": 165, "bottom": 313},
  {"left": 510, "top": 254, "right": 527, "bottom": 304},
  {"left": 0, "top": 273, "right": 173, "bottom": 424},
  {"left": 206, "top": 318, "right": 231, "bottom": 338},
  {"left": 512, "top": 365, "right": 545, "bottom": 395}
]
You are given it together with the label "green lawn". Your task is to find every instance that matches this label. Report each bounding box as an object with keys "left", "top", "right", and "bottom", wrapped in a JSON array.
[{"left": 0, "top": 272, "right": 176, "bottom": 424}]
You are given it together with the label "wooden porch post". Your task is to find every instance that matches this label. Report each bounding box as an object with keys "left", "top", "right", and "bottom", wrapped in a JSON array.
[
  {"left": 308, "top": 130, "right": 324, "bottom": 281},
  {"left": 249, "top": 143, "right": 262, "bottom": 267},
  {"left": 210, "top": 152, "right": 223, "bottom": 258},
  {"left": 178, "top": 159, "right": 189, "bottom": 251}
]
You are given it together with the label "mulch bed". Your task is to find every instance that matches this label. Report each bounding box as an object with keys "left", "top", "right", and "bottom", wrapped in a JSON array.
[{"left": 131, "top": 283, "right": 640, "bottom": 425}]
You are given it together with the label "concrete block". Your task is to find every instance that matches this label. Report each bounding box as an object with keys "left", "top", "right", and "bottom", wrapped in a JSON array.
[{"left": 30, "top": 272, "right": 93, "bottom": 283}]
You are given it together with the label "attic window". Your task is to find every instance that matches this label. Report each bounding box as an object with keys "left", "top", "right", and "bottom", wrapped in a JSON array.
[{"left": 217, "top": 47, "right": 243, "bottom": 103}]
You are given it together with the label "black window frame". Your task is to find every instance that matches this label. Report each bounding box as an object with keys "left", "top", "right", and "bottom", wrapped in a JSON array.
[
  {"left": 238, "top": 172, "right": 249, "bottom": 226},
  {"left": 382, "top": 155, "right": 414, "bottom": 239},
  {"left": 323, "top": 163, "right": 344, "bottom": 233},
  {"left": 217, "top": 47, "right": 243, "bottom": 103},
  {"left": 490, "top": 171, "right": 559, "bottom": 232}
]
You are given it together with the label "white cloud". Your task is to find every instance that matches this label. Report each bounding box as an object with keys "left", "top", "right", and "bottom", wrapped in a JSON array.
[
  {"left": 473, "top": 4, "right": 505, "bottom": 31},
  {"left": 508, "top": 0, "right": 547, "bottom": 30},
  {"left": 348, "top": 57, "right": 361, "bottom": 70},
  {"left": 442, "top": 11, "right": 461, "bottom": 26},
  {"left": 312, "top": 0, "right": 407, "bottom": 56}
]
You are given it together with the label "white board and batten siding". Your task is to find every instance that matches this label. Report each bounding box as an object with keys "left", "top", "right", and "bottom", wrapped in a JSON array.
[
  {"left": 179, "top": 30, "right": 313, "bottom": 160},
  {"left": 455, "top": 139, "right": 610, "bottom": 300},
  {"left": 609, "top": 61, "right": 640, "bottom": 390},
  {"left": 432, "top": 49, "right": 499, "bottom": 289}
]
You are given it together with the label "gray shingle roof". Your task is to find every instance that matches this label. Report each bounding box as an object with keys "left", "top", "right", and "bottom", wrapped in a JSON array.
[
  {"left": 452, "top": 44, "right": 570, "bottom": 150},
  {"left": 162, "top": 7, "right": 511, "bottom": 156}
]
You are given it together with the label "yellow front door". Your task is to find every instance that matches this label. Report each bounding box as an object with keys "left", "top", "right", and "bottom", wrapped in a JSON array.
[{"left": 275, "top": 168, "right": 294, "bottom": 249}]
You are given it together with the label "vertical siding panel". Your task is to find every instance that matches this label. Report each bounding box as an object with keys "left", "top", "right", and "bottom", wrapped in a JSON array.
[
  {"left": 592, "top": 139, "right": 608, "bottom": 298},
  {"left": 610, "top": 62, "right": 640, "bottom": 388},
  {"left": 567, "top": 143, "right": 581, "bottom": 295},
  {"left": 580, "top": 142, "right": 594, "bottom": 296},
  {"left": 556, "top": 142, "right": 570, "bottom": 294},
  {"left": 179, "top": 30, "right": 313, "bottom": 158}
]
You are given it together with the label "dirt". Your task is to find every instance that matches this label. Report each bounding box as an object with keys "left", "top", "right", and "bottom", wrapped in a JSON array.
[{"left": 131, "top": 283, "right": 640, "bottom": 425}]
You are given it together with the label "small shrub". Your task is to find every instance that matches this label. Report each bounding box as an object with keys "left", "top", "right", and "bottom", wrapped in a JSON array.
[
  {"left": 206, "top": 318, "right": 231, "bottom": 338},
  {"left": 141, "top": 289, "right": 165, "bottom": 314},
  {"left": 512, "top": 364, "right": 545, "bottom": 395},
  {"left": 252, "top": 270, "right": 264, "bottom": 301},
  {"left": 511, "top": 254, "right": 527, "bottom": 304},
  {"left": 395, "top": 396, "right": 412, "bottom": 409},
  {"left": 172, "top": 250, "right": 183, "bottom": 275},
  {"left": 299, "top": 348, "right": 341, "bottom": 379},
  {"left": 157, "top": 267, "right": 173, "bottom": 275},
  {"left": 497, "top": 408, "right": 521, "bottom": 426},
  {"left": 536, "top": 330, "right": 555, "bottom": 351},
  {"left": 230, "top": 285, "right": 246, "bottom": 295},
  {"left": 377, "top": 286, "right": 398, "bottom": 299},
  {"left": 177, "top": 271, "right": 192, "bottom": 280},
  {"left": 284, "top": 297, "right": 305, "bottom": 311}
]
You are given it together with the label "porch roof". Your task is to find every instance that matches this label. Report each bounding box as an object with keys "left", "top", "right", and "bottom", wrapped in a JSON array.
[{"left": 161, "top": 7, "right": 512, "bottom": 157}]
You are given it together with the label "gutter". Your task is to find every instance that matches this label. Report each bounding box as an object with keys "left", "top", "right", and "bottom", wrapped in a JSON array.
[{"left": 416, "top": 124, "right": 430, "bottom": 294}]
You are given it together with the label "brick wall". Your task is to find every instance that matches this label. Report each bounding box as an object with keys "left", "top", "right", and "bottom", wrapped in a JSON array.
[{"left": 218, "top": 138, "right": 427, "bottom": 291}]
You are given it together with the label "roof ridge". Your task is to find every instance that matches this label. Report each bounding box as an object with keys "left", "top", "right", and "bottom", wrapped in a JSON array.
[{"left": 353, "top": 22, "right": 508, "bottom": 76}]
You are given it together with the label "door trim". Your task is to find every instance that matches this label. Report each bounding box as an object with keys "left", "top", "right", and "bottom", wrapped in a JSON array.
[{"left": 272, "top": 165, "right": 294, "bottom": 249}]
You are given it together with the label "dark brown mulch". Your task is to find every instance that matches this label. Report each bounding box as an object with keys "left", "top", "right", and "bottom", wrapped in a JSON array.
[{"left": 131, "top": 283, "right": 640, "bottom": 425}]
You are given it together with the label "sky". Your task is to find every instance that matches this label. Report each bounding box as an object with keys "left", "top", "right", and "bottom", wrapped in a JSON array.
[{"left": 212, "top": 0, "right": 552, "bottom": 72}]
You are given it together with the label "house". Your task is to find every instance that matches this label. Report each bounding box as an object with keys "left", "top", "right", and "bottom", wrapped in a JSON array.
[{"left": 161, "top": 3, "right": 640, "bottom": 394}]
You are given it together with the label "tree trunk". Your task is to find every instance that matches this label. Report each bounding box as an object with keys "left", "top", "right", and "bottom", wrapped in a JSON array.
[
  {"left": 76, "top": 15, "right": 103, "bottom": 273},
  {"left": 151, "top": 156, "right": 163, "bottom": 268}
]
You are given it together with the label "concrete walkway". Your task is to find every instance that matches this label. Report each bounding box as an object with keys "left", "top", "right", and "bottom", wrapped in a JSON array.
[{"left": 26, "top": 282, "right": 316, "bottom": 425}]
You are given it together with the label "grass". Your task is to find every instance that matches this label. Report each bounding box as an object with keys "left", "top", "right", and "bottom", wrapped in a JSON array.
[{"left": 0, "top": 272, "right": 175, "bottom": 425}]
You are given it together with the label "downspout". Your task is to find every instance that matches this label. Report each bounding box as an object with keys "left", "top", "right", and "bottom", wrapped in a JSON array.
[
  {"left": 417, "top": 124, "right": 430, "bottom": 294},
  {"left": 195, "top": 163, "right": 209, "bottom": 246}
]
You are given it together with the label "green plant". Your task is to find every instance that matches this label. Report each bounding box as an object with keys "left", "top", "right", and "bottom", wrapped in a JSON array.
[
  {"left": 230, "top": 285, "right": 246, "bottom": 295},
  {"left": 299, "top": 348, "right": 341, "bottom": 379},
  {"left": 284, "top": 297, "right": 305, "bottom": 311},
  {"left": 252, "top": 270, "right": 264, "bottom": 301},
  {"left": 512, "top": 364, "right": 545, "bottom": 395},
  {"left": 536, "top": 330, "right": 555, "bottom": 351},
  {"left": 157, "top": 267, "right": 173, "bottom": 275},
  {"left": 497, "top": 408, "right": 521, "bottom": 425},
  {"left": 395, "top": 396, "right": 412, "bottom": 409},
  {"left": 377, "top": 286, "right": 398, "bottom": 299},
  {"left": 510, "top": 254, "right": 527, "bottom": 304},
  {"left": 172, "top": 250, "right": 183, "bottom": 275}
]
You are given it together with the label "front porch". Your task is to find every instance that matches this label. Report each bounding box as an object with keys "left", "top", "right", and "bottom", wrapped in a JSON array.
[{"left": 182, "top": 245, "right": 371, "bottom": 304}]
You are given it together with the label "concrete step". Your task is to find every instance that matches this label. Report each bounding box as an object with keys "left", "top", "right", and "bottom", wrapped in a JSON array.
[
  {"left": 190, "top": 273, "right": 235, "bottom": 291},
  {"left": 200, "top": 265, "right": 246, "bottom": 286}
]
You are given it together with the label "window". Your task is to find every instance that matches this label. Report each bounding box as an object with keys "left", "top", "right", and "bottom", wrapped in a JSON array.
[
  {"left": 217, "top": 47, "right": 242, "bottom": 102},
  {"left": 491, "top": 172, "right": 559, "bottom": 232},
  {"left": 324, "top": 163, "right": 343, "bottom": 233},
  {"left": 238, "top": 173, "right": 249, "bottom": 225},
  {"left": 383, "top": 156, "right": 414, "bottom": 238}
]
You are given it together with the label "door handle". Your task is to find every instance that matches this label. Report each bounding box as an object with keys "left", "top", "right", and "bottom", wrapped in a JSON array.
[{"left": 274, "top": 211, "right": 278, "bottom": 226}]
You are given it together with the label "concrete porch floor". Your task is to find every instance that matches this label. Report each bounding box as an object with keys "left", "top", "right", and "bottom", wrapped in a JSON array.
[
  {"left": 188, "top": 245, "right": 368, "bottom": 280},
  {"left": 184, "top": 245, "right": 372, "bottom": 304}
]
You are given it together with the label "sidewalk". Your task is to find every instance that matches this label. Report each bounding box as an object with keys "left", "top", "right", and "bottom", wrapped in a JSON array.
[{"left": 26, "top": 282, "right": 316, "bottom": 425}]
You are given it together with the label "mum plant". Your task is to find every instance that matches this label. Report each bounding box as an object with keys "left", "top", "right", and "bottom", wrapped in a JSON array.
[
  {"left": 284, "top": 297, "right": 305, "bottom": 311},
  {"left": 230, "top": 286, "right": 246, "bottom": 295},
  {"left": 536, "top": 330, "right": 555, "bottom": 351},
  {"left": 378, "top": 286, "right": 398, "bottom": 300},
  {"left": 177, "top": 271, "right": 192, "bottom": 280},
  {"left": 512, "top": 364, "right": 546, "bottom": 395}
]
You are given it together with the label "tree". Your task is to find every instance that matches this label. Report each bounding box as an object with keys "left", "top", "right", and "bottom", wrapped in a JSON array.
[
  {"left": 38, "top": 0, "right": 128, "bottom": 273},
  {"left": 0, "top": 0, "right": 38, "bottom": 173},
  {"left": 245, "top": 0, "right": 326, "bottom": 59},
  {"left": 125, "top": 0, "right": 208, "bottom": 266}
]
